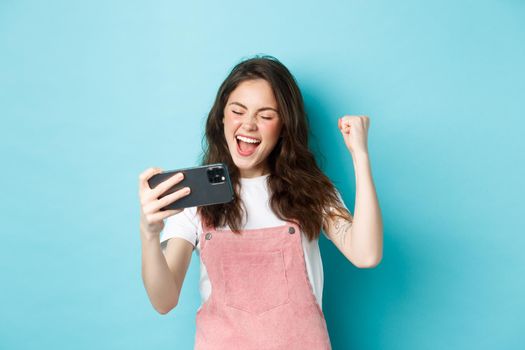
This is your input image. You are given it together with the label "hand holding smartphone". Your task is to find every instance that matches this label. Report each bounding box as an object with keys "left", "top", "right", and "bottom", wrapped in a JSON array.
[
  {"left": 147, "top": 163, "right": 234, "bottom": 211},
  {"left": 138, "top": 163, "right": 234, "bottom": 239}
]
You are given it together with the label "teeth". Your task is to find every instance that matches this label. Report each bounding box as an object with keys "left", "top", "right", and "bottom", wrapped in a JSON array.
[{"left": 236, "top": 135, "right": 261, "bottom": 144}]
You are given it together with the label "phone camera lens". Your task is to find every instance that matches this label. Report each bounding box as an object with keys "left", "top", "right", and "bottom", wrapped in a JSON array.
[{"left": 207, "top": 167, "right": 226, "bottom": 184}]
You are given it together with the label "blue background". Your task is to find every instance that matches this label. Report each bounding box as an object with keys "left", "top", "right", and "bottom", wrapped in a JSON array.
[{"left": 1, "top": 0, "right": 523, "bottom": 349}]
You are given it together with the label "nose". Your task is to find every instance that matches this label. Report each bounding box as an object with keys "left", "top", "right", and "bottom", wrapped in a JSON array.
[{"left": 241, "top": 114, "right": 257, "bottom": 131}]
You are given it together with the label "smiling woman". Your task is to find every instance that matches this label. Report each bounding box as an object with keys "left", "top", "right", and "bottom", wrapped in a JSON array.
[
  {"left": 139, "top": 54, "right": 383, "bottom": 350},
  {"left": 192, "top": 56, "right": 357, "bottom": 349}
]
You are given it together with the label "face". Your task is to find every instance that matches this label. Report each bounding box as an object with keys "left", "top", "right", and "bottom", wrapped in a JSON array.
[{"left": 223, "top": 79, "right": 283, "bottom": 178}]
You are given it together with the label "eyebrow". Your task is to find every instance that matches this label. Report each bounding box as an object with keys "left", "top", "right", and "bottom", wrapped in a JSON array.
[{"left": 228, "top": 101, "right": 279, "bottom": 113}]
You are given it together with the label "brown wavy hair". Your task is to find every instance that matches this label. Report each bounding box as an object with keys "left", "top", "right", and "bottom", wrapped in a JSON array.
[{"left": 197, "top": 54, "right": 352, "bottom": 241}]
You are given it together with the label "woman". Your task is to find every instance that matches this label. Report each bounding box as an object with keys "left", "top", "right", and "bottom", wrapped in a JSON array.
[{"left": 138, "top": 55, "right": 383, "bottom": 349}]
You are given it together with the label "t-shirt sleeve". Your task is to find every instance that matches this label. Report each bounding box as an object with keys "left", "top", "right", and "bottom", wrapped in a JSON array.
[
  {"left": 321, "top": 188, "right": 350, "bottom": 240},
  {"left": 159, "top": 207, "right": 199, "bottom": 252}
]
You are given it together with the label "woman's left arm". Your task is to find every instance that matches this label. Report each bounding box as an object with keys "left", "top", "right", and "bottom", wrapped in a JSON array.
[{"left": 323, "top": 115, "right": 383, "bottom": 268}]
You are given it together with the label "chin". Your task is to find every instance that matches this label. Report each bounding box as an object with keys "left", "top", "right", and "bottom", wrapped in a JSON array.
[
  {"left": 230, "top": 152, "right": 263, "bottom": 174},
  {"left": 232, "top": 156, "right": 257, "bottom": 169}
]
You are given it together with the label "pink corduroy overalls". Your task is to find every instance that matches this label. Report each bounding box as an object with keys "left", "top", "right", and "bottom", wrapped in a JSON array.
[{"left": 194, "top": 220, "right": 332, "bottom": 350}]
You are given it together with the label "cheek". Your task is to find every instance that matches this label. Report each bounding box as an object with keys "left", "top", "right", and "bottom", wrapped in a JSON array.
[
  {"left": 223, "top": 116, "right": 236, "bottom": 134},
  {"left": 261, "top": 122, "right": 282, "bottom": 141},
  {"left": 224, "top": 114, "right": 242, "bottom": 131}
]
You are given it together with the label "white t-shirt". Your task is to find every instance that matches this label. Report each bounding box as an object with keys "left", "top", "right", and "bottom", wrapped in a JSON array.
[{"left": 159, "top": 173, "right": 348, "bottom": 311}]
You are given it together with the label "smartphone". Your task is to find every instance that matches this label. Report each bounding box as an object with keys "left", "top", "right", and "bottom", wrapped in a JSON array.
[{"left": 147, "top": 163, "right": 234, "bottom": 211}]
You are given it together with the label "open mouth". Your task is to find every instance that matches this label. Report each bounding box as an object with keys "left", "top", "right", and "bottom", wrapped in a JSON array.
[{"left": 235, "top": 135, "right": 261, "bottom": 157}]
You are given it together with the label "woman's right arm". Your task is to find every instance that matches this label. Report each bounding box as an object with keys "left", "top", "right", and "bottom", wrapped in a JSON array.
[
  {"left": 141, "top": 233, "right": 193, "bottom": 314},
  {"left": 138, "top": 167, "right": 193, "bottom": 314}
]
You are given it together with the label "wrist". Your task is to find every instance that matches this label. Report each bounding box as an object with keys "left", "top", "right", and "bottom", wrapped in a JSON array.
[
  {"left": 140, "top": 226, "right": 160, "bottom": 244},
  {"left": 351, "top": 149, "right": 369, "bottom": 161}
]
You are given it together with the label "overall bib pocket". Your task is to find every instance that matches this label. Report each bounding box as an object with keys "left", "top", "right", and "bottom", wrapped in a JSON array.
[{"left": 221, "top": 249, "right": 290, "bottom": 315}]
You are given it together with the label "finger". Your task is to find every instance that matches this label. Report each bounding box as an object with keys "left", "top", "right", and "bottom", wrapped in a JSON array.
[
  {"left": 152, "top": 186, "right": 190, "bottom": 212},
  {"left": 140, "top": 171, "right": 182, "bottom": 205},
  {"left": 339, "top": 116, "right": 351, "bottom": 129},
  {"left": 148, "top": 172, "right": 185, "bottom": 201},
  {"left": 341, "top": 123, "right": 351, "bottom": 133},
  {"left": 146, "top": 209, "right": 183, "bottom": 225},
  {"left": 341, "top": 116, "right": 352, "bottom": 128},
  {"left": 139, "top": 167, "right": 163, "bottom": 192},
  {"left": 144, "top": 186, "right": 191, "bottom": 214}
]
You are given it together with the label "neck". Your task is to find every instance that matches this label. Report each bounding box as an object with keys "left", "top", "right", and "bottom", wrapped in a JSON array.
[{"left": 239, "top": 165, "right": 269, "bottom": 178}]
